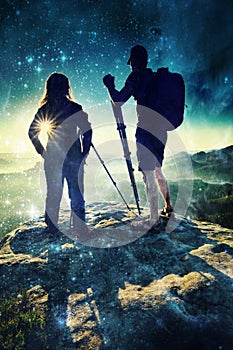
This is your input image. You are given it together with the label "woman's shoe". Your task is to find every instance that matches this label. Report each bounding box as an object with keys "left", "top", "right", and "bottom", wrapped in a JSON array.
[{"left": 43, "top": 226, "right": 61, "bottom": 240}]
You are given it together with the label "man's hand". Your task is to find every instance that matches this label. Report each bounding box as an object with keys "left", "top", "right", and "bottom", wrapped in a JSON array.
[{"left": 103, "top": 74, "right": 115, "bottom": 88}]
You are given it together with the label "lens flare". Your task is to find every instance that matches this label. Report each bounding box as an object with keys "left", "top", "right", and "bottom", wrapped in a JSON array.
[
  {"left": 39, "top": 119, "right": 54, "bottom": 135},
  {"left": 37, "top": 116, "right": 56, "bottom": 145}
]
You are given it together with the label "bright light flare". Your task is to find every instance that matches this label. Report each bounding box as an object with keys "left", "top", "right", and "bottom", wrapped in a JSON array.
[
  {"left": 38, "top": 117, "right": 56, "bottom": 146},
  {"left": 39, "top": 119, "right": 55, "bottom": 135}
]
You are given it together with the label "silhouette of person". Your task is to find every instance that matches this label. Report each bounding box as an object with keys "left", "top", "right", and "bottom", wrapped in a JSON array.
[
  {"left": 29, "top": 73, "right": 92, "bottom": 240},
  {"left": 103, "top": 45, "right": 173, "bottom": 228}
]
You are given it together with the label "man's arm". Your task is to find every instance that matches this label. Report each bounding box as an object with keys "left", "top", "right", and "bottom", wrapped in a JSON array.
[
  {"left": 28, "top": 111, "right": 45, "bottom": 157},
  {"left": 103, "top": 74, "right": 134, "bottom": 105}
]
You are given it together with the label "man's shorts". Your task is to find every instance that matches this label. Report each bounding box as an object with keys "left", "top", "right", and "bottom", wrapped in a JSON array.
[{"left": 135, "top": 127, "right": 167, "bottom": 171}]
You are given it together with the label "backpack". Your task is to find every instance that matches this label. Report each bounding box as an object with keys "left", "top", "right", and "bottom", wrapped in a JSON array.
[{"left": 145, "top": 67, "right": 185, "bottom": 130}]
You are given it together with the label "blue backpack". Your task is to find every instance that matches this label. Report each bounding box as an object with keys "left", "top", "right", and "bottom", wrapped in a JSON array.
[{"left": 146, "top": 67, "right": 185, "bottom": 130}]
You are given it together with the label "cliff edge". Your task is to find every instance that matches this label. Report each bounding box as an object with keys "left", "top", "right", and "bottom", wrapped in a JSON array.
[{"left": 0, "top": 202, "right": 233, "bottom": 349}]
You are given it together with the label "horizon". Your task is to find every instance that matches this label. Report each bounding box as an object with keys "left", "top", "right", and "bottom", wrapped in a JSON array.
[
  {"left": 0, "top": 142, "right": 233, "bottom": 160},
  {"left": 0, "top": 141, "right": 232, "bottom": 156},
  {"left": 1, "top": 103, "right": 232, "bottom": 155},
  {"left": 0, "top": 142, "right": 232, "bottom": 178}
]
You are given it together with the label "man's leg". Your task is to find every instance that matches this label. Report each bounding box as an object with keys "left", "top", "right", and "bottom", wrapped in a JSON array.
[
  {"left": 155, "top": 167, "right": 172, "bottom": 210},
  {"left": 142, "top": 170, "right": 159, "bottom": 223}
]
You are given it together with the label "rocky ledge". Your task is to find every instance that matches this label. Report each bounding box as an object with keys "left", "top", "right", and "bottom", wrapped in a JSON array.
[{"left": 0, "top": 202, "right": 233, "bottom": 349}]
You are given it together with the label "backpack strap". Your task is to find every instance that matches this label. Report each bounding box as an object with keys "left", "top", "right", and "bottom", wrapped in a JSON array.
[{"left": 135, "top": 70, "right": 155, "bottom": 105}]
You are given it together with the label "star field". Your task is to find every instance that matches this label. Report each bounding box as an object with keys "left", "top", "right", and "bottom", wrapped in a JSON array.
[
  {"left": 0, "top": 0, "right": 232, "bottom": 237},
  {"left": 0, "top": 0, "right": 232, "bottom": 152}
]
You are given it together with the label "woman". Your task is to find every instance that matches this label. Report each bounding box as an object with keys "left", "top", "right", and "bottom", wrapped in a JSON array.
[{"left": 29, "top": 72, "right": 92, "bottom": 241}]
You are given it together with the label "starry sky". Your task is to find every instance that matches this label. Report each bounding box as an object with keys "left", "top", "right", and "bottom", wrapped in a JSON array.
[{"left": 0, "top": 0, "right": 232, "bottom": 153}]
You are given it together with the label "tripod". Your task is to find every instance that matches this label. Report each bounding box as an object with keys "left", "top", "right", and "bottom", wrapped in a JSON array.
[{"left": 110, "top": 102, "right": 141, "bottom": 215}]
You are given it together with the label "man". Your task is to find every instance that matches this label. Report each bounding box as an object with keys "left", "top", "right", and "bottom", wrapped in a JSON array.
[{"left": 103, "top": 45, "right": 173, "bottom": 228}]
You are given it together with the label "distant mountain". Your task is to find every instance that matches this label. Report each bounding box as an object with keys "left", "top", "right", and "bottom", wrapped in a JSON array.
[
  {"left": 164, "top": 145, "right": 233, "bottom": 183},
  {"left": 0, "top": 153, "right": 39, "bottom": 174},
  {"left": 1, "top": 146, "right": 232, "bottom": 181},
  {"left": 0, "top": 158, "right": 13, "bottom": 167},
  {"left": 191, "top": 145, "right": 233, "bottom": 183},
  {"left": 192, "top": 145, "right": 233, "bottom": 163}
]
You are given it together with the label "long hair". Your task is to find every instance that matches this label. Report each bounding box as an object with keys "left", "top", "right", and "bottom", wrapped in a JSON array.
[{"left": 39, "top": 72, "right": 74, "bottom": 106}]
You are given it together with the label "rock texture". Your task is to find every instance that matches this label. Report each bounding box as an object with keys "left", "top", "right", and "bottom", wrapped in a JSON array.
[{"left": 0, "top": 202, "right": 233, "bottom": 349}]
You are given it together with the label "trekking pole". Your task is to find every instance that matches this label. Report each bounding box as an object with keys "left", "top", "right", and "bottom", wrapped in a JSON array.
[
  {"left": 110, "top": 102, "right": 141, "bottom": 215},
  {"left": 91, "top": 143, "right": 135, "bottom": 214}
]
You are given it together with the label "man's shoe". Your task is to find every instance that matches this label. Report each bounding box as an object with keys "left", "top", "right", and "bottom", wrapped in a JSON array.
[{"left": 161, "top": 206, "right": 174, "bottom": 218}]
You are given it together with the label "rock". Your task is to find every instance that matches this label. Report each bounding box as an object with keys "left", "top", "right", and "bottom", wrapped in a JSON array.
[{"left": 0, "top": 201, "right": 233, "bottom": 349}]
